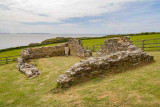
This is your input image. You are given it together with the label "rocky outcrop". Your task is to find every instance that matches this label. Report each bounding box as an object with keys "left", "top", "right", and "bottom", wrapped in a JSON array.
[
  {"left": 57, "top": 37, "right": 154, "bottom": 88},
  {"left": 17, "top": 57, "right": 41, "bottom": 78}
]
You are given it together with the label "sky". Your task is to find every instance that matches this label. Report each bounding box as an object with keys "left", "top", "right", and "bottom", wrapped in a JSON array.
[{"left": 0, "top": 0, "right": 160, "bottom": 34}]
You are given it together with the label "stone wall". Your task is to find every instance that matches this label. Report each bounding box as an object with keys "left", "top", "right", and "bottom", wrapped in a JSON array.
[
  {"left": 21, "top": 39, "right": 92, "bottom": 60},
  {"left": 57, "top": 37, "right": 154, "bottom": 88},
  {"left": 96, "top": 36, "right": 139, "bottom": 56},
  {"left": 17, "top": 39, "right": 92, "bottom": 78},
  {"left": 21, "top": 43, "right": 68, "bottom": 59},
  {"left": 68, "top": 39, "right": 92, "bottom": 57}
]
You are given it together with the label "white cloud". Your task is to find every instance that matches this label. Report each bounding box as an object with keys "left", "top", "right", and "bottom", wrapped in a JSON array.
[
  {"left": 0, "top": 0, "right": 151, "bottom": 33},
  {"left": 89, "top": 19, "right": 104, "bottom": 23},
  {"left": 0, "top": 0, "right": 141, "bottom": 23}
]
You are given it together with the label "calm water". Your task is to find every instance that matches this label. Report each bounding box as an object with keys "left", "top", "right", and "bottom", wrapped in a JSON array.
[{"left": 0, "top": 34, "right": 105, "bottom": 50}]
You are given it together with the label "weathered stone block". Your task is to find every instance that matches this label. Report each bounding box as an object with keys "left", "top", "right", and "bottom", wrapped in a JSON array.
[{"left": 65, "top": 47, "right": 70, "bottom": 56}]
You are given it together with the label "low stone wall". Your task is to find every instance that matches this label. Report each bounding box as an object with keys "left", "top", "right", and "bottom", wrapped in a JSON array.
[
  {"left": 17, "top": 39, "right": 92, "bottom": 78},
  {"left": 21, "top": 43, "right": 68, "bottom": 59},
  {"left": 57, "top": 37, "right": 154, "bottom": 88},
  {"left": 57, "top": 50, "right": 154, "bottom": 88},
  {"left": 21, "top": 39, "right": 92, "bottom": 60}
]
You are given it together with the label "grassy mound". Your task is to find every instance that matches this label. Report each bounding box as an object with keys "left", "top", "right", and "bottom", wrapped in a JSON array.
[{"left": 0, "top": 52, "right": 160, "bottom": 106}]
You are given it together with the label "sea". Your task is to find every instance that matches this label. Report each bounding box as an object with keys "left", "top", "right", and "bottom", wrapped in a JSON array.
[{"left": 0, "top": 34, "right": 106, "bottom": 50}]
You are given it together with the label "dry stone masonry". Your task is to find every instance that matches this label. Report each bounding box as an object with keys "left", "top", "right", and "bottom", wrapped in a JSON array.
[
  {"left": 57, "top": 37, "right": 154, "bottom": 88},
  {"left": 17, "top": 39, "right": 92, "bottom": 78}
]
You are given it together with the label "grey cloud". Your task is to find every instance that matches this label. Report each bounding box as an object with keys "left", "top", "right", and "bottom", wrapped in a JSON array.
[
  {"left": 0, "top": 4, "right": 10, "bottom": 10},
  {"left": 38, "top": 14, "right": 48, "bottom": 17}
]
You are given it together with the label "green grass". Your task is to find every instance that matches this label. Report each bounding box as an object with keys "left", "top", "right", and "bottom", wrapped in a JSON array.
[
  {"left": 130, "top": 34, "right": 160, "bottom": 41},
  {"left": 82, "top": 38, "right": 106, "bottom": 46},
  {"left": 130, "top": 34, "right": 160, "bottom": 51},
  {"left": 0, "top": 56, "right": 82, "bottom": 107},
  {"left": 0, "top": 52, "right": 160, "bottom": 106},
  {"left": 82, "top": 38, "right": 106, "bottom": 52}
]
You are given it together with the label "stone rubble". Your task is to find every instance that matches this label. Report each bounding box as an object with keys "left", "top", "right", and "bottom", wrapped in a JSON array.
[{"left": 17, "top": 57, "right": 41, "bottom": 78}]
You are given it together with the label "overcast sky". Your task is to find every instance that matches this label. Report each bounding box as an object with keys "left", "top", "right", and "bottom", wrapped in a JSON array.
[{"left": 0, "top": 0, "right": 160, "bottom": 34}]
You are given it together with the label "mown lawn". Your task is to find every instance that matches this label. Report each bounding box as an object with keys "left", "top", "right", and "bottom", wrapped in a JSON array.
[{"left": 0, "top": 52, "right": 160, "bottom": 107}]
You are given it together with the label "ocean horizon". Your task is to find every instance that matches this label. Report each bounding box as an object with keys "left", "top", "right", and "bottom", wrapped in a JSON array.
[{"left": 0, "top": 33, "right": 106, "bottom": 50}]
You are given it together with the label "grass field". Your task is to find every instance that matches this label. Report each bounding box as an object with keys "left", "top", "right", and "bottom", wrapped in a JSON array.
[
  {"left": 130, "top": 34, "right": 160, "bottom": 51},
  {"left": 0, "top": 34, "right": 160, "bottom": 57},
  {"left": 0, "top": 52, "right": 160, "bottom": 106}
]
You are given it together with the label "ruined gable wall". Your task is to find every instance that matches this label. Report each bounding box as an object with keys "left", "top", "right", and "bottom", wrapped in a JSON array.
[{"left": 96, "top": 36, "right": 139, "bottom": 56}]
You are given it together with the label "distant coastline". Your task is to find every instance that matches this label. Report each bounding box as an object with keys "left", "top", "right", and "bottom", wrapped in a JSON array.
[
  {"left": 0, "top": 32, "right": 159, "bottom": 50},
  {"left": 0, "top": 34, "right": 105, "bottom": 50},
  {"left": 0, "top": 33, "right": 50, "bottom": 34}
]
